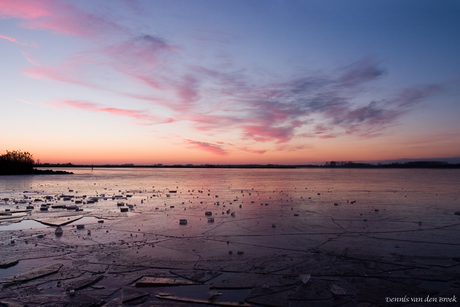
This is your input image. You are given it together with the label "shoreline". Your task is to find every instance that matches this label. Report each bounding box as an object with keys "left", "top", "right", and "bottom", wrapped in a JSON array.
[
  {"left": 34, "top": 162, "right": 460, "bottom": 169},
  {"left": 0, "top": 169, "right": 73, "bottom": 176}
]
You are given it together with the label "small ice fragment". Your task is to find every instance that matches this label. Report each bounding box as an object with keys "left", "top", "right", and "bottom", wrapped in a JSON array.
[
  {"left": 299, "top": 274, "right": 310, "bottom": 284},
  {"left": 208, "top": 291, "right": 222, "bottom": 301},
  {"left": 330, "top": 284, "right": 346, "bottom": 296}
]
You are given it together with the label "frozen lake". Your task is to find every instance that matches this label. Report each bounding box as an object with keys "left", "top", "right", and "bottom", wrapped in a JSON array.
[
  {"left": 1, "top": 167, "right": 460, "bottom": 256},
  {"left": 1, "top": 167, "right": 459, "bottom": 232},
  {"left": 1, "top": 168, "right": 459, "bottom": 306}
]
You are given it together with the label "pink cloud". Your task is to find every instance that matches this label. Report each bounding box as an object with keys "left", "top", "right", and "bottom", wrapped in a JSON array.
[
  {"left": 21, "top": 51, "right": 39, "bottom": 65},
  {"left": 124, "top": 72, "right": 162, "bottom": 90},
  {"left": 0, "top": 0, "right": 121, "bottom": 37},
  {"left": 242, "top": 125, "right": 295, "bottom": 143},
  {"left": 21, "top": 51, "right": 119, "bottom": 93},
  {"left": 175, "top": 75, "right": 199, "bottom": 110},
  {"left": 275, "top": 144, "right": 312, "bottom": 152},
  {"left": 55, "top": 99, "right": 174, "bottom": 125},
  {"left": 0, "top": 34, "right": 29, "bottom": 46},
  {"left": 123, "top": 93, "right": 166, "bottom": 105},
  {"left": 218, "top": 61, "right": 441, "bottom": 143},
  {"left": 185, "top": 114, "right": 243, "bottom": 132},
  {"left": 21, "top": 45, "right": 178, "bottom": 110},
  {"left": 0, "top": 0, "right": 51, "bottom": 19},
  {"left": 298, "top": 132, "right": 339, "bottom": 139},
  {"left": 97, "top": 107, "right": 173, "bottom": 124},
  {"left": 60, "top": 99, "right": 98, "bottom": 110},
  {"left": 17, "top": 98, "right": 40, "bottom": 107},
  {"left": 185, "top": 139, "right": 228, "bottom": 156},
  {"left": 23, "top": 62, "right": 103, "bottom": 90},
  {"left": 318, "top": 134, "right": 338, "bottom": 139},
  {"left": 236, "top": 147, "right": 267, "bottom": 155},
  {"left": 102, "top": 35, "right": 179, "bottom": 89}
]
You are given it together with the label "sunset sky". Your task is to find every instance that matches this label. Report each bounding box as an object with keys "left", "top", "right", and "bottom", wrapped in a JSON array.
[{"left": 1, "top": 0, "right": 459, "bottom": 165}]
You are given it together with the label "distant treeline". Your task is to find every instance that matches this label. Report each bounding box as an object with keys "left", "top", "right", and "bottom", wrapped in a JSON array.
[
  {"left": 320, "top": 161, "right": 460, "bottom": 169},
  {"left": 36, "top": 163, "right": 297, "bottom": 169},
  {"left": 35, "top": 161, "right": 460, "bottom": 169}
]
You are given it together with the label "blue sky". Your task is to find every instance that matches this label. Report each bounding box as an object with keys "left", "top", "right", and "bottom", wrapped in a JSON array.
[{"left": 1, "top": 0, "right": 459, "bottom": 164}]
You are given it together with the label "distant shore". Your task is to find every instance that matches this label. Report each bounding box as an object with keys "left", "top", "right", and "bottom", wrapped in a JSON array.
[{"left": 35, "top": 161, "right": 460, "bottom": 169}]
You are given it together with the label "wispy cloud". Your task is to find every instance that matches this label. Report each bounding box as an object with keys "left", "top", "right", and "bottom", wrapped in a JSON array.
[
  {"left": 0, "top": 34, "right": 30, "bottom": 46},
  {"left": 53, "top": 99, "right": 174, "bottom": 125},
  {"left": 23, "top": 63, "right": 98, "bottom": 89},
  {"left": 210, "top": 58, "right": 440, "bottom": 142},
  {"left": 236, "top": 147, "right": 267, "bottom": 155},
  {"left": 0, "top": 0, "right": 50, "bottom": 19},
  {"left": 338, "top": 56, "right": 385, "bottom": 88},
  {"left": 242, "top": 125, "right": 297, "bottom": 143},
  {"left": 57, "top": 54, "right": 440, "bottom": 144},
  {"left": 275, "top": 144, "right": 312, "bottom": 152},
  {"left": 57, "top": 99, "right": 98, "bottom": 110},
  {"left": 102, "top": 35, "right": 180, "bottom": 89},
  {"left": 0, "top": 0, "right": 121, "bottom": 38},
  {"left": 17, "top": 98, "right": 40, "bottom": 107},
  {"left": 184, "top": 139, "right": 228, "bottom": 156},
  {"left": 391, "top": 84, "right": 442, "bottom": 107},
  {"left": 24, "top": 40, "right": 441, "bottom": 152},
  {"left": 97, "top": 107, "right": 173, "bottom": 124},
  {"left": 21, "top": 34, "right": 182, "bottom": 105},
  {"left": 21, "top": 52, "right": 108, "bottom": 90}
]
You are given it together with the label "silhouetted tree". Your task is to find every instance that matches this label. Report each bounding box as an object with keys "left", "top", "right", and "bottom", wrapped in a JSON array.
[{"left": 0, "top": 150, "right": 34, "bottom": 174}]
